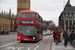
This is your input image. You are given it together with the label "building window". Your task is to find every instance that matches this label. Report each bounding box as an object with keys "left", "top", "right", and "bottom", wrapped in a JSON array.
[
  {"left": 73, "top": 18, "right": 75, "bottom": 21},
  {"left": 66, "top": 21, "right": 68, "bottom": 25},
  {"left": 69, "top": 21, "right": 72, "bottom": 25},
  {"left": 66, "top": 18, "right": 68, "bottom": 21},
  {"left": 66, "top": 14, "right": 68, "bottom": 18},
  {"left": 74, "top": 14, "right": 75, "bottom": 17},
  {"left": 69, "top": 18, "right": 72, "bottom": 21},
  {"left": 70, "top": 14, "right": 72, "bottom": 17},
  {"left": 70, "top": 11, "right": 72, "bottom": 14},
  {"left": 69, "top": 25, "right": 72, "bottom": 30},
  {"left": 63, "top": 14, "right": 64, "bottom": 18},
  {"left": 63, "top": 18, "right": 64, "bottom": 20},
  {"left": 73, "top": 22, "right": 75, "bottom": 25},
  {"left": 66, "top": 11, "right": 68, "bottom": 13},
  {"left": 66, "top": 25, "right": 68, "bottom": 30},
  {"left": 74, "top": 11, "right": 75, "bottom": 13},
  {"left": 74, "top": 25, "right": 75, "bottom": 27},
  {"left": 62, "top": 24, "right": 64, "bottom": 29},
  {"left": 62, "top": 21, "right": 64, "bottom": 24},
  {"left": 73, "top": 25, "right": 75, "bottom": 30}
]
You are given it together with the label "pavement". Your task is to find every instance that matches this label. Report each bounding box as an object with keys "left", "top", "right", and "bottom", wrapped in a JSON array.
[
  {"left": 0, "top": 32, "right": 17, "bottom": 35},
  {"left": 9, "top": 32, "right": 17, "bottom": 35},
  {"left": 52, "top": 39, "right": 75, "bottom": 50},
  {"left": 0, "top": 34, "right": 53, "bottom": 50}
]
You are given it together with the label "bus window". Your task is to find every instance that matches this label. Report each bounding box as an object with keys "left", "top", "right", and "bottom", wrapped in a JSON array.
[
  {"left": 38, "top": 16, "right": 40, "bottom": 20},
  {"left": 37, "top": 26, "right": 42, "bottom": 33},
  {"left": 36, "top": 14, "right": 39, "bottom": 19},
  {"left": 19, "top": 13, "right": 36, "bottom": 18}
]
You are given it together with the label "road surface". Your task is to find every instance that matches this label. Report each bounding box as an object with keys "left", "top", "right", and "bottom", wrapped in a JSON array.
[{"left": 0, "top": 34, "right": 53, "bottom": 50}]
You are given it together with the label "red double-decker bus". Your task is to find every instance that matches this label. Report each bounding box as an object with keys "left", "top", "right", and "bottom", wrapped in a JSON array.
[{"left": 17, "top": 10, "right": 43, "bottom": 42}]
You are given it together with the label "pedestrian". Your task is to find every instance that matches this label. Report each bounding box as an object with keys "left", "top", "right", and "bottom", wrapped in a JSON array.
[
  {"left": 7, "top": 31, "right": 9, "bottom": 34},
  {"left": 5, "top": 31, "right": 7, "bottom": 35},
  {"left": 55, "top": 30, "right": 59, "bottom": 45},
  {"left": 53, "top": 31, "right": 56, "bottom": 42},
  {"left": 63, "top": 30, "right": 68, "bottom": 47},
  {"left": 2, "top": 30, "right": 4, "bottom": 35},
  {"left": 58, "top": 31, "right": 61, "bottom": 43},
  {"left": 71, "top": 31, "right": 75, "bottom": 47},
  {"left": 60, "top": 31, "right": 63, "bottom": 42},
  {"left": 66, "top": 30, "right": 70, "bottom": 44},
  {"left": 67, "top": 30, "right": 70, "bottom": 38},
  {"left": 69, "top": 31, "right": 73, "bottom": 46}
]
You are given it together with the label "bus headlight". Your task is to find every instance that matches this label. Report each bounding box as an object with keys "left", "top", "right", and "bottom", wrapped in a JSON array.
[
  {"left": 33, "top": 37, "right": 35, "bottom": 39},
  {"left": 18, "top": 37, "right": 20, "bottom": 39}
]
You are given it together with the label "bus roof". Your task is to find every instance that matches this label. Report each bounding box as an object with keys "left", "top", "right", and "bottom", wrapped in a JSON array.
[
  {"left": 20, "top": 10, "right": 43, "bottom": 19},
  {"left": 20, "top": 10, "right": 37, "bottom": 13}
]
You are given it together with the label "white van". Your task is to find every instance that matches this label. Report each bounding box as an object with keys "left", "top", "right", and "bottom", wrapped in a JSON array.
[
  {"left": 46, "top": 30, "right": 51, "bottom": 35},
  {"left": 43, "top": 31, "right": 47, "bottom": 36}
]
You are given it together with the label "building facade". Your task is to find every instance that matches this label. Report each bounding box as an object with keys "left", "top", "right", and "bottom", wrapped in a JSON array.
[
  {"left": 43, "top": 21, "right": 55, "bottom": 30},
  {"left": 59, "top": 0, "right": 75, "bottom": 31},
  {"left": 17, "top": 0, "right": 30, "bottom": 17},
  {"left": 0, "top": 0, "right": 30, "bottom": 32},
  {"left": 0, "top": 10, "right": 17, "bottom": 31}
]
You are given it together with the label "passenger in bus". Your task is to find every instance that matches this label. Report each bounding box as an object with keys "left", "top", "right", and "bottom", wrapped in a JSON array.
[{"left": 7, "top": 31, "right": 9, "bottom": 35}]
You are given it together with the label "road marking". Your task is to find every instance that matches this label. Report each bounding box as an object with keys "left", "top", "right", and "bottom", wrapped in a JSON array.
[
  {"left": 45, "top": 39, "right": 51, "bottom": 50},
  {"left": 45, "top": 36, "right": 52, "bottom": 50},
  {"left": 34, "top": 45, "right": 39, "bottom": 50},
  {"left": 28, "top": 47, "right": 31, "bottom": 50},
  {"left": 40, "top": 42, "right": 43, "bottom": 44},
  {"left": 48, "top": 38, "right": 52, "bottom": 50},
  {"left": 0, "top": 41, "right": 19, "bottom": 48}
]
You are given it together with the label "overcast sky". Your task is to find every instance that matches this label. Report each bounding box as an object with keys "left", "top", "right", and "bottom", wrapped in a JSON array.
[{"left": 0, "top": 0, "right": 75, "bottom": 26}]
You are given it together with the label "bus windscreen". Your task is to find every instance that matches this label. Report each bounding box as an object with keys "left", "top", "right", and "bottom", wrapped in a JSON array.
[{"left": 18, "top": 25, "right": 37, "bottom": 36}]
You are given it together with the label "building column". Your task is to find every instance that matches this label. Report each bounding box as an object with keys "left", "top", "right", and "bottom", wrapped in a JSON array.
[
  {"left": 68, "top": 14, "right": 70, "bottom": 31},
  {"left": 64, "top": 14, "right": 66, "bottom": 30},
  {"left": 72, "top": 14, "right": 73, "bottom": 31}
]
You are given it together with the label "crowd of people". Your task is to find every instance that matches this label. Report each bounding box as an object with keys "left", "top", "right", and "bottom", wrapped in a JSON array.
[
  {"left": 0, "top": 31, "right": 9, "bottom": 35},
  {"left": 53, "top": 30, "right": 75, "bottom": 48}
]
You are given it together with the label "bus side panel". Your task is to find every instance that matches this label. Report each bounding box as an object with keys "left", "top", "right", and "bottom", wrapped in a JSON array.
[
  {"left": 37, "top": 33, "right": 40, "bottom": 41},
  {"left": 41, "top": 33, "right": 43, "bottom": 39},
  {"left": 39, "top": 33, "right": 41, "bottom": 40},
  {"left": 39, "top": 33, "right": 42, "bottom": 40}
]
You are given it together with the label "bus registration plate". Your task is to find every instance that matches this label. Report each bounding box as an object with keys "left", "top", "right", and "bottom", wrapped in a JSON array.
[{"left": 24, "top": 39, "right": 28, "bottom": 40}]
